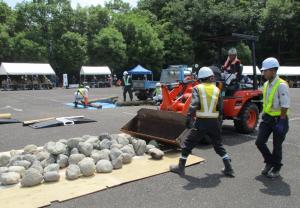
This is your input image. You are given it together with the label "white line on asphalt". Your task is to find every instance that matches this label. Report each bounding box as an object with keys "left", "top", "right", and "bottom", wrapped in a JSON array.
[
  {"left": 0, "top": 105, "right": 23, "bottom": 111},
  {"left": 290, "top": 117, "right": 300, "bottom": 121},
  {"left": 122, "top": 112, "right": 135, "bottom": 115}
]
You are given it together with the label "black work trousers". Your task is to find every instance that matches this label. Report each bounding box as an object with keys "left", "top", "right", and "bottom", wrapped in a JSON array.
[
  {"left": 181, "top": 118, "right": 227, "bottom": 158},
  {"left": 255, "top": 114, "right": 289, "bottom": 171},
  {"left": 123, "top": 86, "right": 133, "bottom": 102}
]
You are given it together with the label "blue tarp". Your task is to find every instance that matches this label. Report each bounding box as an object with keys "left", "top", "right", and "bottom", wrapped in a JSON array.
[{"left": 128, "top": 65, "right": 152, "bottom": 75}]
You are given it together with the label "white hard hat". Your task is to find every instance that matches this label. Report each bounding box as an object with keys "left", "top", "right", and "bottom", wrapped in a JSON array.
[
  {"left": 261, "top": 57, "right": 280, "bottom": 71},
  {"left": 123, "top": 71, "right": 128, "bottom": 76},
  {"left": 85, "top": 86, "right": 90, "bottom": 90},
  {"left": 198, "top": 67, "right": 214, "bottom": 79},
  {"left": 228, "top": 48, "right": 237, "bottom": 55},
  {"left": 156, "top": 82, "right": 161, "bottom": 87}
]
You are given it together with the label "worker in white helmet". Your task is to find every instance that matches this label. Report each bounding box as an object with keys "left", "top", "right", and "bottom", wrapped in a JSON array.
[
  {"left": 153, "top": 82, "right": 162, "bottom": 105},
  {"left": 255, "top": 57, "right": 290, "bottom": 178},
  {"left": 170, "top": 66, "right": 235, "bottom": 177},
  {"left": 222, "top": 48, "right": 241, "bottom": 85},
  {"left": 74, "top": 85, "right": 89, "bottom": 108},
  {"left": 122, "top": 71, "right": 133, "bottom": 102}
]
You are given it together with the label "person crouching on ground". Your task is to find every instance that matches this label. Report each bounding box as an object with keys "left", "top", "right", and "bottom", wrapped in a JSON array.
[{"left": 74, "top": 85, "right": 89, "bottom": 108}]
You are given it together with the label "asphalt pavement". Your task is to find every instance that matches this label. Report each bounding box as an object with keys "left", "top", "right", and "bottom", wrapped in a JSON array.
[{"left": 0, "top": 87, "right": 299, "bottom": 208}]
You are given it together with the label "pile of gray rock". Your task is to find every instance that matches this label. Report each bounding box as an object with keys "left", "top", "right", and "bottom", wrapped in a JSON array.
[{"left": 0, "top": 133, "right": 164, "bottom": 187}]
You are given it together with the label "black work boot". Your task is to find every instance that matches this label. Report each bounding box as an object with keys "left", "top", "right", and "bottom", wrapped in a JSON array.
[
  {"left": 267, "top": 167, "right": 281, "bottom": 179},
  {"left": 170, "top": 158, "right": 186, "bottom": 176},
  {"left": 222, "top": 159, "right": 235, "bottom": 177},
  {"left": 261, "top": 163, "right": 273, "bottom": 176}
]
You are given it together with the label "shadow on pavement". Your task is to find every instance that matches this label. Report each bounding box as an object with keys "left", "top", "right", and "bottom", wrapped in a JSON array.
[
  {"left": 182, "top": 173, "right": 225, "bottom": 190},
  {"left": 221, "top": 125, "right": 258, "bottom": 146},
  {"left": 255, "top": 175, "right": 291, "bottom": 196}
]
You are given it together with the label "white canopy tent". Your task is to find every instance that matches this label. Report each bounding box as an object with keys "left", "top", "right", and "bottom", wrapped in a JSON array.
[
  {"left": 242, "top": 65, "right": 261, "bottom": 75},
  {"left": 0, "top": 63, "right": 56, "bottom": 75},
  {"left": 277, "top": 66, "right": 300, "bottom": 76},
  {"left": 80, "top": 66, "right": 111, "bottom": 76}
]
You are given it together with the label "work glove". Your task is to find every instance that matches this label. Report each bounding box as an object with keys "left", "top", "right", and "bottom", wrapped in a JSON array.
[
  {"left": 274, "top": 118, "right": 286, "bottom": 135},
  {"left": 185, "top": 114, "right": 194, "bottom": 129}
]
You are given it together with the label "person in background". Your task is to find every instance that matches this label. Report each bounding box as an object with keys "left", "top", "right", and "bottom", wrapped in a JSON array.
[
  {"left": 74, "top": 85, "right": 89, "bottom": 108},
  {"left": 255, "top": 57, "right": 290, "bottom": 178},
  {"left": 122, "top": 71, "right": 133, "bottom": 102},
  {"left": 153, "top": 82, "right": 162, "bottom": 105},
  {"left": 222, "top": 48, "right": 241, "bottom": 85}
]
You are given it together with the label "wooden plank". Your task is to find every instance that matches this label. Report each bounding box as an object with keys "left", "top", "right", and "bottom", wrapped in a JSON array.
[
  {"left": 23, "top": 117, "right": 55, "bottom": 126},
  {"left": 0, "top": 113, "right": 12, "bottom": 119}
]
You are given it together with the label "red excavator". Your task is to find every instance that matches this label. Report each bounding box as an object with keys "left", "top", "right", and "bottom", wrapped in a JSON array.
[{"left": 121, "top": 33, "right": 263, "bottom": 146}]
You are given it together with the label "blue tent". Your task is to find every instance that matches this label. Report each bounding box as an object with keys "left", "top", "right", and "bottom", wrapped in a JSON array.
[{"left": 128, "top": 65, "right": 152, "bottom": 75}]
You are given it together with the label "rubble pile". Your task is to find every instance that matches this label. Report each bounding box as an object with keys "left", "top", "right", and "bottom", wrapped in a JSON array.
[{"left": 0, "top": 133, "right": 164, "bottom": 187}]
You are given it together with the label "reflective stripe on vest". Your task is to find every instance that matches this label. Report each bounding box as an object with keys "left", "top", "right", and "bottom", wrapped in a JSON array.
[
  {"left": 77, "top": 88, "right": 85, "bottom": 97},
  {"left": 196, "top": 83, "right": 220, "bottom": 118},
  {"left": 123, "top": 76, "right": 130, "bottom": 86},
  {"left": 263, "top": 78, "right": 288, "bottom": 116}
]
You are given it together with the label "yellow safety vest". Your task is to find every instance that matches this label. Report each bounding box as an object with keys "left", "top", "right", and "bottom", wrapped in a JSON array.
[
  {"left": 263, "top": 78, "right": 288, "bottom": 116},
  {"left": 77, "top": 88, "right": 85, "bottom": 97},
  {"left": 196, "top": 83, "right": 220, "bottom": 118},
  {"left": 155, "top": 87, "right": 161, "bottom": 95}
]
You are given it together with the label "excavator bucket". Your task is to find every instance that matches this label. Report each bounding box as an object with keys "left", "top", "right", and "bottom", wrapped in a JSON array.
[{"left": 120, "top": 108, "right": 188, "bottom": 146}]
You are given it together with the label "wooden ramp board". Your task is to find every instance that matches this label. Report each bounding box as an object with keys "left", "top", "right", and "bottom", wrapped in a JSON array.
[{"left": 0, "top": 153, "right": 204, "bottom": 208}]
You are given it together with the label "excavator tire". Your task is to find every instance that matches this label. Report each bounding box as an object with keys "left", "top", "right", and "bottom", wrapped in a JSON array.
[{"left": 234, "top": 102, "right": 259, "bottom": 133}]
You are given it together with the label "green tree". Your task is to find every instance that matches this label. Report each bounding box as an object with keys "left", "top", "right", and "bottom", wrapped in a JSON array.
[
  {"left": 51, "top": 32, "right": 87, "bottom": 77},
  {"left": 113, "top": 12, "right": 164, "bottom": 75},
  {"left": 11, "top": 32, "right": 47, "bottom": 62},
  {"left": 91, "top": 26, "right": 127, "bottom": 74}
]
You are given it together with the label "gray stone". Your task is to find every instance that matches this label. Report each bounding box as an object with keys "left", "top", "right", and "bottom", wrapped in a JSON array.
[
  {"left": 40, "top": 154, "right": 56, "bottom": 168},
  {"left": 35, "top": 151, "right": 50, "bottom": 161},
  {"left": 70, "top": 148, "right": 79, "bottom": 155},
  {"left": 13, "top": 160, "right": 31, "bottom": 169},
  {"left": 66, "top": 164, "right": 81, "bottom": 180},
  {"left": 67, "top": 137, "right": 83, "bottom": 149},
  {"left": 120, "top": 145, "right": 135, "bottom": 157},
  {"left": 110, "top": 148, "right": 123, "bottom": 161},
  {"left": 146, "top": 145, "right": 156, "bottom": 153},
  {"left": 96, "top": 160, "right": 113, "bottom": 173},
  {"left": 132, "top": 139, "right": 147, "bottom": 156},
  {"left": 148, "top": 140, "right": 159, "bottom": 148},
  {"left": 98, "top": 133, "right": 112, "bottom": 141},
  {"left": 111, "top": 156, "right": 123, "bottom": 169},
  {"left": 78, "top": 142, "right": 93, "bottom": 156},
  {"left": 116, "top": 135, "right": 130, "bottom": 146},
  {"left": 22, "top": 154, "right": 37, "bottom": 164},
  {"left": 78, "top": 158, "right": 95, "bottom": 177},
  {"left": 99, "top": 139, "right": 112, "bottom": 150},
  {"left": 10, "top": 149, "right": 23, "bottom": 157},
  {"left": 0, "top": 167, "right": 8, "bottom": 174},
  {"left": 90, "top": 150, "right": 102, "bottom": 163},
  {"left": 110, "top": 143, "right": 123, "bottom": 149},
  {"left": 44, "top": 171, "right": 60, "bottom": 182},
  {"left": 44, "top": 164, "right": 59, "bottom": 173},
  {"left": 149, "top": 148, "right": 164, "bottom": 160},
  {"left": 57, "top": 154, "right": 69, "bottom": 168},
  {"left": 24, "top": 144, "right": 38, "bottom": 154},
  {"left": 122, "top": 153, "right": 132, "bottom": 164},
  {"left": 45, "top": 142, "right": 67, "bottom": 155},
  {"left": 58, "top": 139, "right": 68, "bottom": 145},
  {"left": 0, "top": 172, "right": 20, "bottom": 185},
  {"left": 21, "top": 168, "right": 43, "bottom": 187},
  {"left": 85, "top": 136, "right": 99, "bottom": 144},
  {"left": 68, "top": 154, "right": 85, "bottom": 165},
  {"left": 0, "top": 154, "right": 11, "bottom": 167},
  {"left": 8, "top": 166, "right": 26, "bottom": 176},
  {"left": 30, "top": 161, "right": 44, "bottom": 174}
]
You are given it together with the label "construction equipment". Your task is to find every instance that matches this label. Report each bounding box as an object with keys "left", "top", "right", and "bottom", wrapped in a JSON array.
[{"left": 121, "top": 34, "right": 263, "bottom": 146}]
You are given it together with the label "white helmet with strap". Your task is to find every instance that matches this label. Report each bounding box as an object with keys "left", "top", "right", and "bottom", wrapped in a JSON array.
[
  {"left": 198, "top": 67, "right": 214, "bottom": 79},
  {"left": 123, "top": 71, "right": 128, "bottom": 76},
  {"left": 261, "top": 57, "right": 280, "bottom": 71}
]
